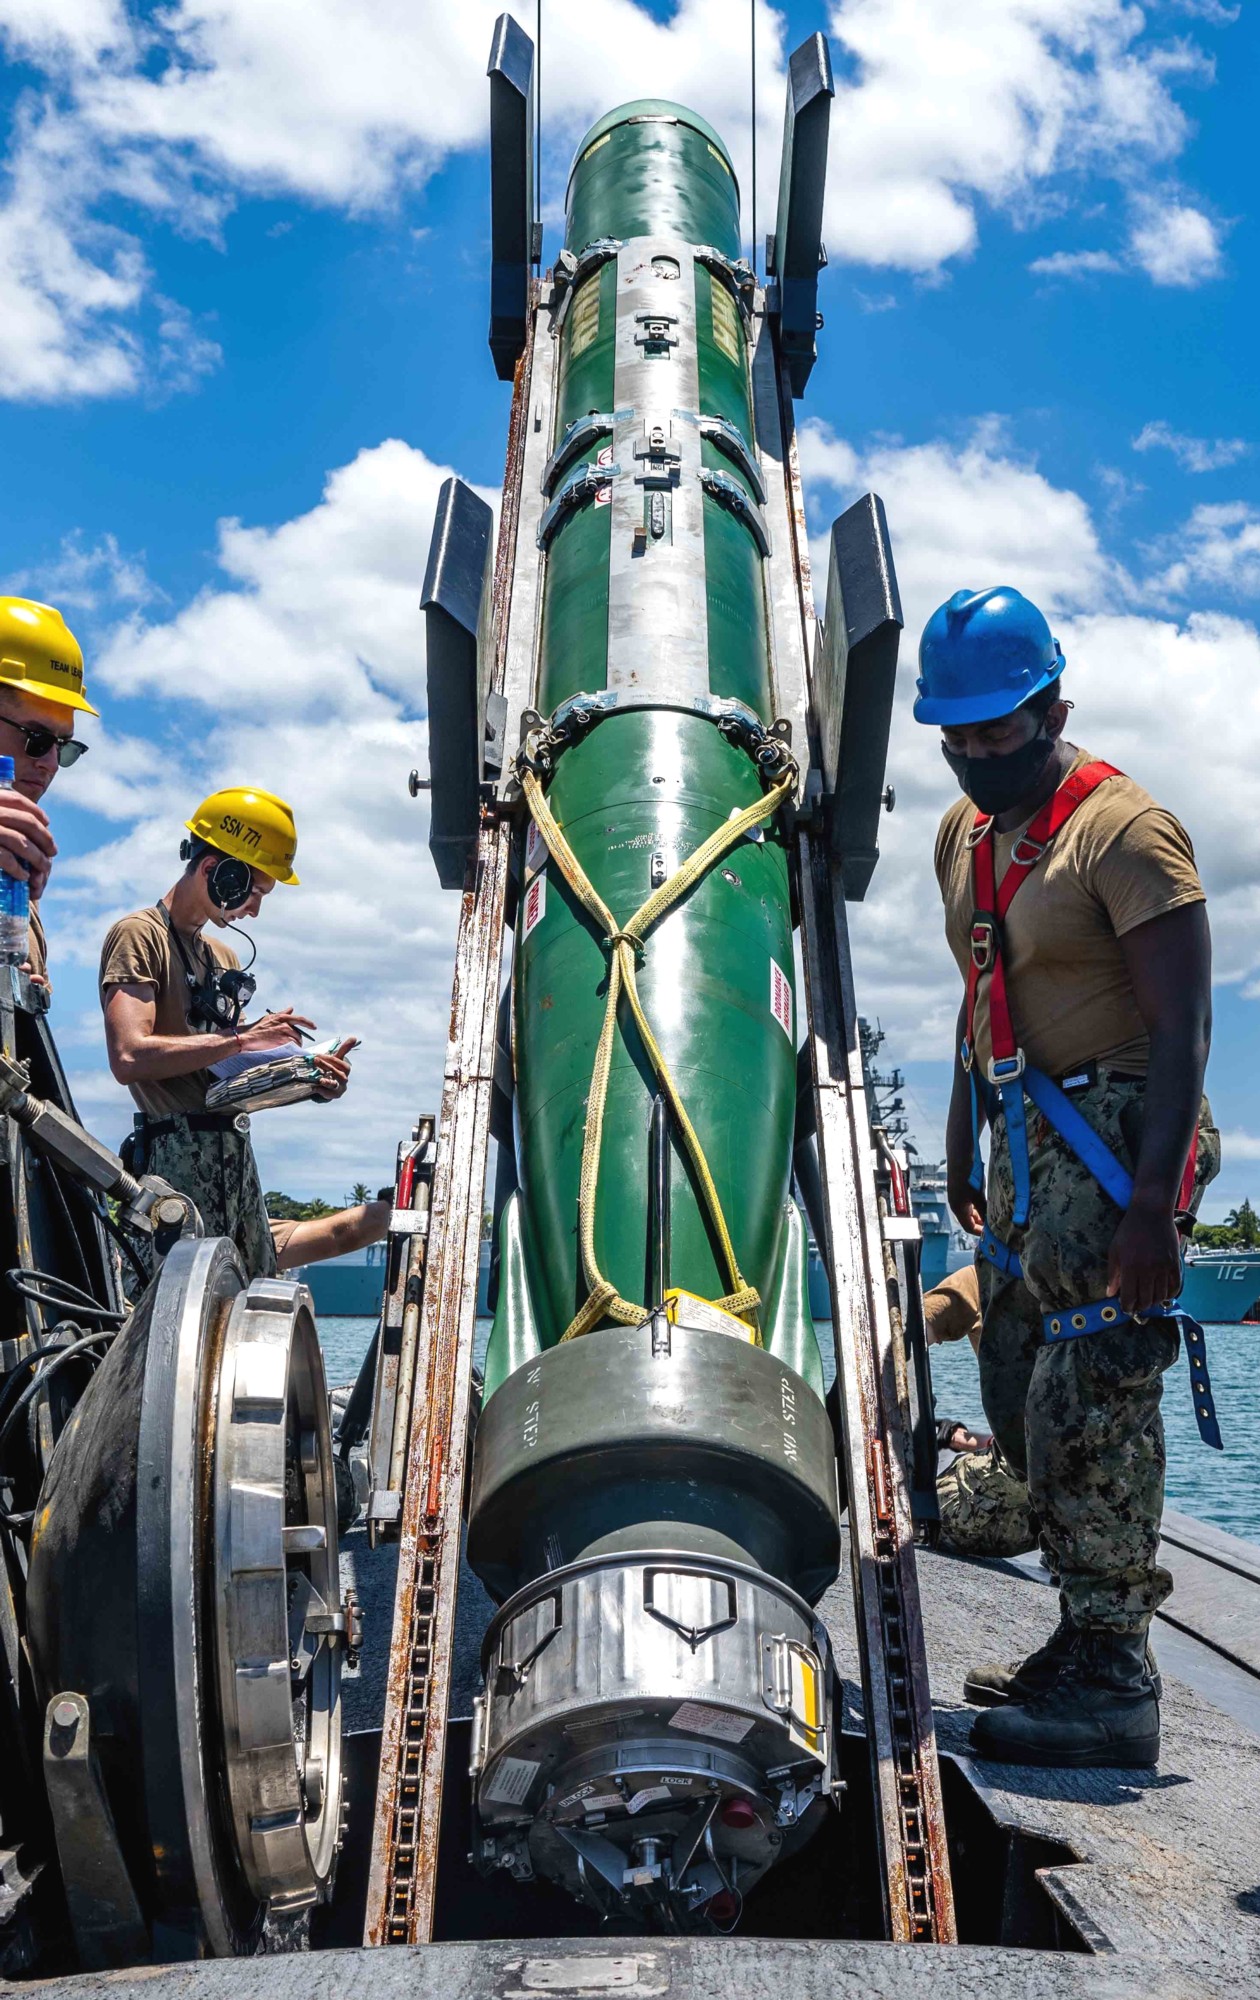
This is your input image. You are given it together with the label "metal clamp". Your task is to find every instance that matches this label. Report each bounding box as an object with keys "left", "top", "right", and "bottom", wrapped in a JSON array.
[
  {"left": 549, "top": 236, "right": 622, "bottom": 320},
  {"left": 541, "top": 409, "right": 628, "bottom": 497},
  {"left": 694, "top": 245, "right": 757, "bottom": 307},
  {"left": 698, "top": 468, "right": 772, "bottom": 557},
  {"left": 537, "top": 460, "right": 618, "bottom": 551},
  {"left": 516, "top": 690, "right": 797, "bottom": 792},
  {"left": 696, "top": 414, "right": 766, "bottom": 502}
]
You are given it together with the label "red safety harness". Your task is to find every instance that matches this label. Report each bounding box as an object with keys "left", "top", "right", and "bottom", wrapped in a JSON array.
[
  {"left": 965, "top": 758, "right": 1120, "bottom": 1082},
  {"left": 960, "top": 757, "right": 1217, "bottom": 1446},
  {"left": 964, "top": 755, "right": 1196, "bottom": 1214}
]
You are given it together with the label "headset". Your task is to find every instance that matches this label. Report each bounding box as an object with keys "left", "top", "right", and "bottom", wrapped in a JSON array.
[
  {"left": 179, "top": 837, "right": 254, "bottom": 912},
  {"left": 170, "top": 840, "right": 260, "bottom": 1030}
]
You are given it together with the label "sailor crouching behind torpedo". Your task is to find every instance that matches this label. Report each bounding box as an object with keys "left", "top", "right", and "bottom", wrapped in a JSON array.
[
  {"left": 99, "top": 786, "right": 357, "bottom": 1283},
  {"left": 916, "top": 584, "right": 1219, "bottom": 1772}
]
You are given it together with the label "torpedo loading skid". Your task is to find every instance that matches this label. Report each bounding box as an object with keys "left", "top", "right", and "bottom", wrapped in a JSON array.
[{"left": 402, "top": 18, "right": 948, "bottom": 1934}]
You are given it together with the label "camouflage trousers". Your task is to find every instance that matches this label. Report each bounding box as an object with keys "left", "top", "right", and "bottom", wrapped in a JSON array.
[
  {"left": 977, "top": 1073, "right": 1218, "bottom": 1632},
  {"left": 937, "top": 1444, "right": 1037, "bottom": 1559},
  {"left": 129, "top": 1113, "right": 277, "bottom": 1286}
]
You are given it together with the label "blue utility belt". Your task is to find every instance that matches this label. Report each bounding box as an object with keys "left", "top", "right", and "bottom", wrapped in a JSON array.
[{"left": 970, "top": 1060, "right": 1221, "bottom": 1451}]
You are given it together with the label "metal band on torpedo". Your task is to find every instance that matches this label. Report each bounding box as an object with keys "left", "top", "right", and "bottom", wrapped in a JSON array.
[{"left": 608, "top": 236, "right": 710, "bottom": 700}]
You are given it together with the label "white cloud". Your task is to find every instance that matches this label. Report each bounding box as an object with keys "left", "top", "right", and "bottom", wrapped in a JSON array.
[
  {"left": 4, "top": 528, "right": 157, "bottom": 615},
  {"left": 1128, "top": 197, "right": 1223, "bottom": 285},
  {"left": 0, "top": 0, "right": 1237, "bottom": 398},
  {"left": 800, "top": 415, "right": 1120, "bottom": 624},
  {"left": 1146, "top": 502, "right": 1260, "bottom": 599},
  {"left": 1030, "top": 205, "right": 1227, "bottom": 288},
  {"left": 1216, "top": 1132, "right": 1260, "bottom": 1164},
  {"left": 1133, "top": 419, "right": 1248, "bottom": 474},
  {"left": 801, "top": 422, "right": 1260, "bottom": 1067},
  {"left": 34, "top": 436, "right": 495, "bottom": 1192},
  {"left": 94, "top": 437, "right": 496, "bottom": 713},
  {"left": 1028, "top": 246, "right": 1123, "bottom": 277},
  {"left": 0, "top": 0, "right": 129, "bottom": 61},
  {"left": 822, "top": 0, "right": 1219, "bottom": 274},
  {"left": 0, "top": 103, "right": 146, "bottom": 398}
]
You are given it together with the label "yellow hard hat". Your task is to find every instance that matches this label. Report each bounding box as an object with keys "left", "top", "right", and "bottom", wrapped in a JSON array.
[
  {"left": 186, "top": 786, "right": 300, "bottom": 885},
  {"left": 0, "top": 597, "right": 97, "bottom": 715}
]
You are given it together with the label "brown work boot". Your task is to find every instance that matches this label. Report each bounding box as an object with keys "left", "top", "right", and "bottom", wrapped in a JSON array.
[
  {"left": 970, "top": 1627, "right": 1159, "bottom": 1769},
  {"left": 963, "top": 1611, "right": 1078, "bottom": 1707},
  {"left": 965, "top": 1610, "right": 1162, "bottom": 1707}
]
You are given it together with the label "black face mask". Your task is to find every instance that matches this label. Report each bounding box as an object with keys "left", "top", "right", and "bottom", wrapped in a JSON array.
[{"left": 941, "top": 730, "right": 1055, "bottom": 817}]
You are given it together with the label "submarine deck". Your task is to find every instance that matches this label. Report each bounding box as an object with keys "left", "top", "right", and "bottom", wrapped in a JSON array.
[{"left": 23, "top": 1508, "right": 1260, "bottom": 1997}]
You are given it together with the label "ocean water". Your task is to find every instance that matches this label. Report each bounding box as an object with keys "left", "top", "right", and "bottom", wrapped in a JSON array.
[
  {"left": 319, "top": 1313, "right": 380, "bottom": 1391},
  {"left": 317, "top": 1313, "right": 1260, "bottom": 1551}
]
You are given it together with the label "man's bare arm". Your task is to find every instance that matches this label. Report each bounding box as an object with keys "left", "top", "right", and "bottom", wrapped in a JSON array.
[
  {"left": 103, "top": 984, "right": 313, "bottom": 1085},
  {"left": 271, "top": 1200, "right": 390, "bottom": 1271},
  {"left": 1108, "top": 901, "right": 1212, "bottom": 1314}
]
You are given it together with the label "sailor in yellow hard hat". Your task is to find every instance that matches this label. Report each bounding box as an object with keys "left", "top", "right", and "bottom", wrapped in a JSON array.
[
  {"left": 99, "top": 785, "right": 357, "bottom": 1280},
  {"left": 0, "top": 598, "right": 97, "bottom": 986}
]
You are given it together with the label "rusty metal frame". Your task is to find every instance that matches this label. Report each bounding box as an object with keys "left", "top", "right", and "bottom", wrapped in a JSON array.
[
  {"left": 775, "top": 361, "right": 957, "bottom": 1945},
  {"left": 363, "top": 291, "right": 555, "bottom": 1947}
]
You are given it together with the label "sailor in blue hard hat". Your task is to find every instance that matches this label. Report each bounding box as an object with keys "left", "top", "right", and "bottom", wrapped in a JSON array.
[{"left": 915, "top": 581, "right": 1218, "bottom": 1774}]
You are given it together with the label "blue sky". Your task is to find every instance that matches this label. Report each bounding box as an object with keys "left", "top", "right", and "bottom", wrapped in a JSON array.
[{"left": 0, "top": 0, "right": 1257, "bottom": 1215}]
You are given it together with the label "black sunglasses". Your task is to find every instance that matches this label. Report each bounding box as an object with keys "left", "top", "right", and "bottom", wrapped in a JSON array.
[{"left": 0, "top": 715, "right": 89, "bottom": 768}]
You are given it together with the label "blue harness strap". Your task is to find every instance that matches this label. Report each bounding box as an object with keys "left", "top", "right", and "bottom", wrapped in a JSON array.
[
  {"left": 1021, "top": 1066, "right": 1135, "bottom": 1211},
  {"left": 978, "top": 1225, "right": 1021, "bottom": 1277},
  {"left": 991, "top": 1060, "right": 1032, "bottom": 1228},
  {"left": 975, "top": 1071, "right": 1220, "bottom": 1451},
  {"left": 1043, "top": 1299, "right": 1222, "bottom": 1451}
]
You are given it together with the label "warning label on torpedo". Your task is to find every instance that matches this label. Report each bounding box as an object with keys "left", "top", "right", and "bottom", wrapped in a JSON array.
[
  {"left": 770, "top": 957, "right": 792, "bottom": 1040},
  {"left": 523, "top": 869, "right": 546, "bottom": 939}
]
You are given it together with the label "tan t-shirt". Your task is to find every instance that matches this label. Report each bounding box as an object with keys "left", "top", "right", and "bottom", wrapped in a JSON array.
[
  {"left": 98, "top": 905, "right": 241, "bottom": 1117},
  {"left": 935, "top": 747, "right": 1204, "bottom": 1078}
]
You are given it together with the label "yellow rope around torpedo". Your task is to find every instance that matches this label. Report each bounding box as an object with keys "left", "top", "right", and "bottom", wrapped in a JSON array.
[{"left": 520, "top": 761, "right": 797, "bottom": 1344}]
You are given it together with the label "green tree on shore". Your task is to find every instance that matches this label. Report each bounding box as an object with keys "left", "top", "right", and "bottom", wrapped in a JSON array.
[
  {"left": 1194, "top": 1197, "right": 1260, "bottom": 1249},
  {"left": 264, "top": 1190, "right": 335, "bottom": 1221}
]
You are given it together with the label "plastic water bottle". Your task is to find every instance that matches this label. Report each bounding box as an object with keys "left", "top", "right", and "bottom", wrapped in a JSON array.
[{"left": 0, "top": 756, "right": 30, "bottom": 966}]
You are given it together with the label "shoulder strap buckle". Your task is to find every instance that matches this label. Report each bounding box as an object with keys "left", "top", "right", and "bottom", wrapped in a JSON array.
[
  {"left": 969, "top": 912, "right": 997, "bottom": 972},
  {"left": 1009, "top": 833, "right": 1047, "bottom": 868},
  {"left": 987, "top": 1049, "right": 1026, "bottom": 1085}
]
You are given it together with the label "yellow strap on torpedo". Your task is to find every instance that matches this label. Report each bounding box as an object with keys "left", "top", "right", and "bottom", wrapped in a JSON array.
[{"left": 520, "top": 762, "right": 796, "bottom": 1344}]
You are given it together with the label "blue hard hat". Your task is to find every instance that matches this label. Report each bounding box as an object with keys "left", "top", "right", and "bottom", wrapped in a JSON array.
[{"left": 913, "top": 586, "right": 1066, "bottom": 725}]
